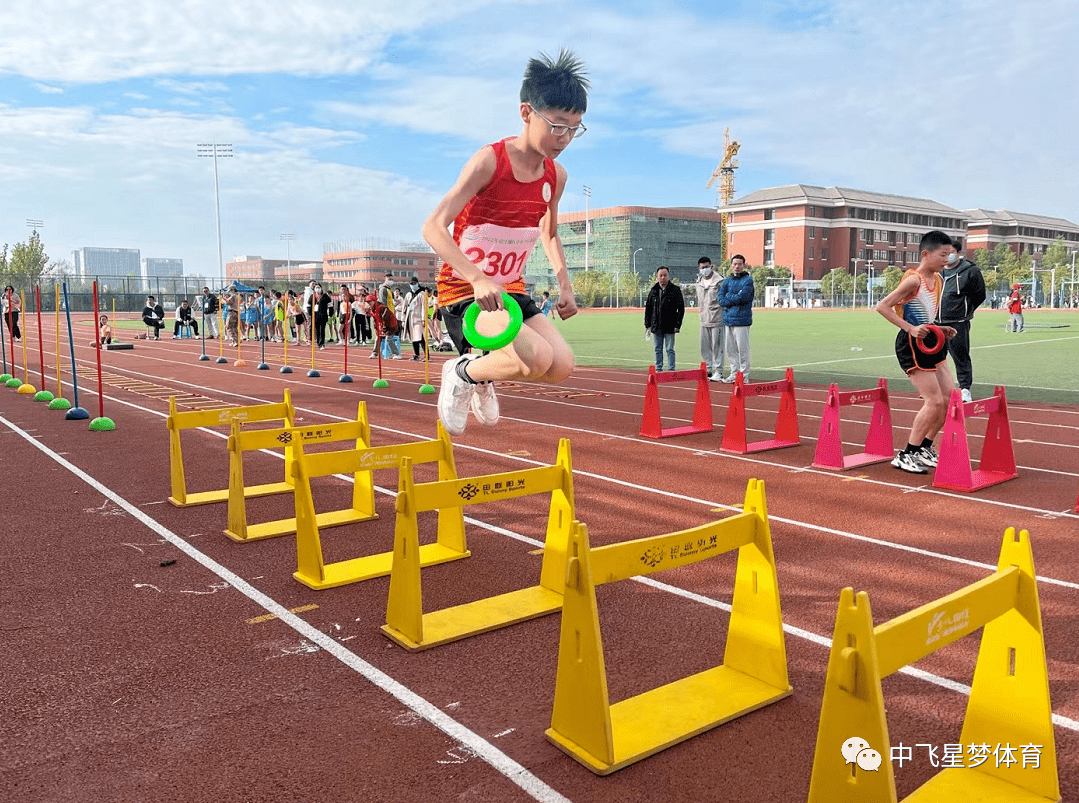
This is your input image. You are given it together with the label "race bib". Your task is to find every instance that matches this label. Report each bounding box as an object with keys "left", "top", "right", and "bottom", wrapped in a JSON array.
[{"left": 456, "top": 223, "right": 540, "bottom": 285}]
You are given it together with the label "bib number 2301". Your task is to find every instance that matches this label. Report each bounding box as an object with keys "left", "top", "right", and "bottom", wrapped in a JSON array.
[{"left": 465, "top": 246, "right": 529, "bottom": 280}]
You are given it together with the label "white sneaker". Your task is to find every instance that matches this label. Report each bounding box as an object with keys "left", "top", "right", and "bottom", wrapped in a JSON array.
[
  {"left": 709, "top": 372, "right": 723, "bottom": 382},
  {"left": 914, "top": 445, "right": 939, "bottom": 468},
  {"left": 960, "top": 388, "right": 972, "bottom": 403},
  {"left": 721, "top": 374, "right": 736, "bottom": 384},
  {"left": 891, "top": 450, "right": 928, "bottom": 474},
  {"left": 438, "top": 356, "right": 475, "bottom": 436},
  {"left": 469, "top": 358, "right": 499, "bottom": 426}
]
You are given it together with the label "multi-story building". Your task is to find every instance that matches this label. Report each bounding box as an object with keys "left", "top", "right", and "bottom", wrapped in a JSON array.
[
  {"left": 526, "top": 205, "right": 724, "bottom": 286},
  {"left": 72, "top": 247, "right": 142, "bottom": 281},
  {"left": 720, "top": 186, "right": 966, "bottom": 281},
  {"left": 142, "top": 257, "right": 183, "bottom": 281},
  {"left": 225, "top": 256, "right": 321, "bottom": 287},
  {"left": 963, "top": 209, "right": 1079, "bottom": 257},
  {"left": 322, "top": 240, "right": 439, "bottom": 288}
]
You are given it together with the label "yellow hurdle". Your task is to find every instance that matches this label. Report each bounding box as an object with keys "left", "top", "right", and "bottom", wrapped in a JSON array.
[
  {"left": 381, "top": 439, "right": 575, "bottom": 651},
  {"left": 292, "top": 422, "right": 461, "bottom": 590},
  {"left": 807, "top": 527, "right": 1059, "bottom": 803},
  {"left": 545, "top": 479, "right": 791, "bottom": 775},
  {"left": 167, "top": 389, "right": 296, "bottom": 507},
  {"left": 224, "top": 401, "right": 372, "bottom": 542}
]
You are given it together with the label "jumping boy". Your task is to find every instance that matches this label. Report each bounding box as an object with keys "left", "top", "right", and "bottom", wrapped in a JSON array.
[
  {"left": 423, "top": 50, "right": 586, "bottom": 436},
  {"left": 875, "top": 230, "right": 958, "bottom": 474}
]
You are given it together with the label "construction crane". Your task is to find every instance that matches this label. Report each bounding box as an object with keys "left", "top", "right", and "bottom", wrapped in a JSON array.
[{"left": 706, "top": 127, "right": 741, "bottom": 222}]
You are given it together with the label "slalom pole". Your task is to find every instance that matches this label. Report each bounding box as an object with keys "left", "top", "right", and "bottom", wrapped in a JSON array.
[
  {"left": 372, "top": 312, "right": 388, "bottom": 389},
  {"left": 419, "top": 290, "right": 435, "bottom": 394},
  {"left": 4, "top": 289, "right": 19, "bottom": 388},
  {"left": 198, "top": 303, "right": 209, "bottom": 361},
  {"left": 280, "top": 302, "right": 293, "bottom": 374},
  {"left": 235, "top": 300, "right": 247, "bottom": 367},
  {"left": 61, "top": 283, "right": 89, "bottom": 420},
  {"left": 339, "top": 291, "right": 352, "bottom": 383},
  {"left": 256, "top": 296, "right": 268, "bottom": 370},
  {"left": 216, "top": 301, "right": 227, "bottom": 364},
  {"left": 49, "top": 284, "right": 71, "bottom": 410},
  {"left": 32, "top": 287, "right": 53, "bottom": 401},
  {"left": 0, "top": 288, "right": 9, "bottom": 383},
  {"left": 88, "top": 281, "right": 115, "bottom": 430},
  {"left": 307, "top": 305, "right": 320, "bottom": 377},
  {"left": 16, "top": 292, "right": 37, "bottom": 395}
]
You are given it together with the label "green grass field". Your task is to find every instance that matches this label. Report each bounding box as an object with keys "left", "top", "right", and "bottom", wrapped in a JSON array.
[{"left": 554, "top": 308, "right": 1079, "bottom": 405}]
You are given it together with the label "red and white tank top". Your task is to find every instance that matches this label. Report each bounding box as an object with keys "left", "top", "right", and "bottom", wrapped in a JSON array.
[{"left": 436, "top": 138, "right": 557, "bottom": 306}]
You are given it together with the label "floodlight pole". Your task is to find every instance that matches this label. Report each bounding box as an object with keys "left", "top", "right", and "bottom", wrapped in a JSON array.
[
  {"left": 197, "top": 143, "right": 233, "bottom": 286},
  {"left": 583, "top": 185, "right": 591, "bottom": 270},
  {"left": 281, "top": 233, "right": 295, "bottom": 286}
]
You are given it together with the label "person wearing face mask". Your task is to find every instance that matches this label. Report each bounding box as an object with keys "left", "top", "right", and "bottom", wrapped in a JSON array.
[
  {"left": 694, "top": 257, "right": 725, "bottom": 381},
  {"left": 938, "top": 238, "right": 986, "bottom": 404}
]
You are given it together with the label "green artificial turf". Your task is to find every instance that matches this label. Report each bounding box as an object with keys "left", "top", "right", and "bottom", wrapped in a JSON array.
[{"left": 553, "top": 308, "right": 1078, "bottom": 405}]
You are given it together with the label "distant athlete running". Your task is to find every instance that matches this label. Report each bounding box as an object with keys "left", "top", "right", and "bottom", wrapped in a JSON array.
[
  {"left": 422, "top": 50, "right": 588, "bottom": 436},
  {"left": 875, "top": 229, "right": 958, "bottom": 474}
]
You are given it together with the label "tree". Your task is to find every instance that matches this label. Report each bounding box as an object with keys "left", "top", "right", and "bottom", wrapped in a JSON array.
[
  {"left": 881, "top": 266, "right": 904, "bottom": 297},
  {"left": 572, "top": 269, "right": 607, "bottom": 308},
  {"left": 1039, "top": 237, "right": 1070, "bottom": 303},
  {"left": 8, "top": 231, "right": 49, "bottom": 286},
  {"left": 746, "top": 264, "right": 792, "bottom": 304},
  {"left": 820, "top": 267, "right": 852, "bottom": 298}
]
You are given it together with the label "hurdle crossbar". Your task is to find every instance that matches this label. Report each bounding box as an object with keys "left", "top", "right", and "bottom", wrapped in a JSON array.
[
  {"left": 813, "top": 378, "right": 893, "bottom": 470},
  {"left": 934, "top": 386, "right": 1018, "bottom": 492},
  {"left": 720, "top": 368, "right": 799, "bottom": 454}
]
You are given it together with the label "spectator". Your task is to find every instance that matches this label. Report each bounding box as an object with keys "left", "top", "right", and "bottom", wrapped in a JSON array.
[
  {"left": 366, "top": 294, "right": 402, "bottom": 360},
  {"left": 643, "top": 266, "right": 684, "bottom": 371},
  {"left": 302, "top": 279, "right": 317, "bottom": 340},
  {"left": 1, "top": 286, "right": 21, "bottom": 341},
  {"left": 351, "top": 286, "right": 370, "bottom": 344},
  {"left": 142, "top": 295, "right": 165, "bottom": 340},
  {"left": 286, "top": 290, "right": 303, "bottom": 343},
  {"left": 403, "top": 276, "right": 428, "bottom": 360},
  {"left": 98, "top": 314, "right": 113, "bottom": 345},
  {"left": 1008, "top": 284, "right": 1024, "bottom": 332},
  {"left": 539, "top": 291, "right": 552, "bottom": 317},
  {"left": 694, "top": 256, "right": 725, "bottom": 381},
  {"left": 200, "top": 286, "right": 219, "bottom": 339},
  {"left": 337, "top": 284, "right": 353, "bottom": 344},
  {"left": 718, "top": 255, "right": 754, "bottom": 382},
  {"left": 939, "top": 238, "right": 986, "bottom": 403},
  {"left": 173, "top": 299, "right": 199, "bottom": 338},
  {"left": 308, "top": 284, "right": 331, "bottom": 349},
  {"left": 241, "top": 295, "right": 258, "bottom": 340},
  {"left": 378, "top": 273, "right": 395, "bottom": 316},
  {"left": 222, "top": 289, "right": 239, "bottom": 346}
]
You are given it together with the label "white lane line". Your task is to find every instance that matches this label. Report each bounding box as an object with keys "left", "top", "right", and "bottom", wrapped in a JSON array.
[{"left": 0, "top": 412, "right": 573, "bottom": 803}]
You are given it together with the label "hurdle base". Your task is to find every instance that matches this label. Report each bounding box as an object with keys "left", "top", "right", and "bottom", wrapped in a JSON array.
[
  {"left": 901, "top": 766, "right": 1054, "bottom": 803},
  {"left": 169, "top": 480, "right": 293, "bottom": 508},
  {"left": 723, "top": 438, "right": 799, "bottom": 455},
  {"left": 198, "top": 354, "right": 210, "bottom": 361},
  {"left": 933, "top": 469, "right": 1018, "bottom": 493},
  {"left": 225, "top": 508, "right": 376, "bottom": 543},
  {"left": 546, "top": 665, "right": 793, "bottom": 775},
  {"left": 294, "top": 542, "right": 469, "bottom": 591},
  {"left": 106, "top": 343, "right": 135, "bottom": 351},
  {"left": 644, "top": 423, "right": 712, "bottom": 440},
  {"left": 382, "top": 585, "right": 562, "bottom": 652},
  {"left": 813, "top": 451, "right": 892, "bottom": 471},
  {"left": 215, "top": 357, "right": 228, "bottom": 364}
]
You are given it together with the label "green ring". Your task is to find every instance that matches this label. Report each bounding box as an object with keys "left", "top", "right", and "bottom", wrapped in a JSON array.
[{"left": 462, "top": 292, "right": 523, "bottom": 351}]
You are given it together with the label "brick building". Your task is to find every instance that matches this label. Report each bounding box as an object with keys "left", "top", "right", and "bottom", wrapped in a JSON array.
[{"left": 321, "top": 240, "right": 439, "bottom": 288}]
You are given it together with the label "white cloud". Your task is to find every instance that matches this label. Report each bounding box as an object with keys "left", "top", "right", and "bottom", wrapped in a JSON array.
[
  {"left": 0, "top": 0, "right": 506, "bottom": 82},
  {"left": 32, "top": 83, "right": 64, "bottom": 94}
]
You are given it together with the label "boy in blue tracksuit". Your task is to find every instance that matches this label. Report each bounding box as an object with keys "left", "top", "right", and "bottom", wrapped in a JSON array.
[{"left": 718, "top": 254, "right": 754, "bottom": 382}]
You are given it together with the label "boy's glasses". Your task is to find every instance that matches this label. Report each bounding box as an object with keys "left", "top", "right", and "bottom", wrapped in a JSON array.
[{"left": 530, "top": 106, "right": 586, "bottom": 139}]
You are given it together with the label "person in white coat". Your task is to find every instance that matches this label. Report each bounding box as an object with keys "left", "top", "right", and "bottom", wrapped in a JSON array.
[{"left": 694, "top": 256, "right": 725, "bottom": 381}]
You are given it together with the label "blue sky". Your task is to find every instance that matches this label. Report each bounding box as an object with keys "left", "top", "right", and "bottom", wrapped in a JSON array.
[{"left": 1, "top": 0, "right": 1076, "bottom": 281}]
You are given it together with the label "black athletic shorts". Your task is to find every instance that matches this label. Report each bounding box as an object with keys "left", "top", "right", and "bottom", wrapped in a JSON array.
[
  {"left": 441, "top": 292, "right": 542, "bottom": 355},
  {"left": 895, "top": 329, "right": 948, "bottom": 374}
]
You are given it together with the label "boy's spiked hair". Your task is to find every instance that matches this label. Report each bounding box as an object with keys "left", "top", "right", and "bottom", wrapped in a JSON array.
[
  {"left": 520, "top": 49, "right": 589, "bottom": 113},
  {"left": 919, "top": 230, "right": 952, "bottom": 252}
]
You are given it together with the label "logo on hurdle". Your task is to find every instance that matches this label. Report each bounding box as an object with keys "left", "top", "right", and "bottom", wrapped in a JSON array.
[{"left": 457, "top": 483, "right": 480, "bottom": 501}]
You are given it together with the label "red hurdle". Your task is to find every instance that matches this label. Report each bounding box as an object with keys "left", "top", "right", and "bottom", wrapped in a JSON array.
[
  {"left": 933, "top": 386, "right": 1017, "bottom": 492},
  {"left": 639, "top": 363, "right": 713, "bottom": 439},
  {"left": 720, "top": 368, "right": 799, "bottom": 454},
  {"left": 813, "top": 378, "right": 893, "bottom": 470}
]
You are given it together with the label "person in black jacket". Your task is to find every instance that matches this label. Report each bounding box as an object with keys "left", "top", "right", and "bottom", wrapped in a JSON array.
[
  {"left": 307, "top": 284, "right": 332, "bottom": 349},
  {"left": 939, "top": 239, "right": 986, "bottom": 403},
  {"left": 200, "top": 286, "right": 219, "bottom": 339},
  {"left": 142, "top": 296, "right": 165, "bottom": 339},
  {"left": 643, "top": 266, "right": 685, "bottom": 371}
]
